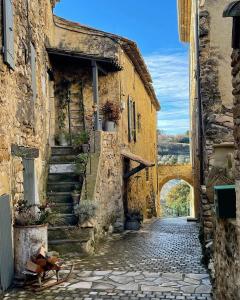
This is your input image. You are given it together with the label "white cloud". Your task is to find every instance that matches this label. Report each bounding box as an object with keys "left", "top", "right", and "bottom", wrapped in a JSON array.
[
  {"left": 145, "top": 52, "right": 189, "bottom": 101},
  {"left": 145, "top": 51, "right": 189, "bottom": 134}
]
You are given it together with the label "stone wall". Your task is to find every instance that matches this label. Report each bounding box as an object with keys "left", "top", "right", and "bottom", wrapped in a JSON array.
[
  {"left": 94, "top": 132, "right": 123, "bottom": 232},
  {"left": 213, "top": 219, "right": 240, "bottom": 299},
  {"left": 198, "top": 5, "right": 234, "bottom": 241},
  {"left": 0, "top": 0, "right": 55, "bottom": 202},
  {"left": 212, "top": 48, "right": 240, "bottom": 300}
]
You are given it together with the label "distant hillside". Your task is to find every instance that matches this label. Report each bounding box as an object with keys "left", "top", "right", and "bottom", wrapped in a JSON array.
[
  {"left": 157, "top": 133, "right": 190, "bottom": 165},
  {"left": 158, "top": 142, "right": 190, "bottom": 156}
]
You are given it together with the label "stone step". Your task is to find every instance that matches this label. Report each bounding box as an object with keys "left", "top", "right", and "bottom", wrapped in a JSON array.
[
  {"left": 48, "top": 240, "right": 87, "bottom": 254},
  {"left": 50, "top": 155, "right": 78, "bottom": 164},
  {"left": 47, "top": 181, "right": 81, "bottom": 193},
  {"left": 48, "top": 226, "right": 93, "bottom": 241},
  {"left": 51, "top": 146, "right": 80, "bottom": 156},
  {"left": 48, "top": 173, "right": 80, "bottom": 183},
  {"left": 48, "top": 192, "right": 73, "bottom": 204},
  {"left": 50, "top": 203, "right": 74, "bottom": 214},
  {"left": 51, "top": 213, "right": 78, "bottom": 226},
  {"left": 49, "top": 163, "right": 75, "bottom": 174}
]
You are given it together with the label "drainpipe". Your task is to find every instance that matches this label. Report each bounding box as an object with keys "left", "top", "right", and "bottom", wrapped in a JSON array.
[
  {"left": 195, "top": 0, "right": 204, "bottom": 186},
  {"left": 91, "top": 60, "right": 100, "bottom": 130}
]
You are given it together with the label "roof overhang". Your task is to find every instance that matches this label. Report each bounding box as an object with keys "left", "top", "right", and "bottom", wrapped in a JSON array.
[
  {"left": 177, "top": 0, "right": 192, "bottom": 43},
  {"left": 121, "top": 150, "right": 155, "bottom": 167},
  {"left": 223, "top": 1, "right": 240, "bottom": 17},
  {"left": 47, "top": 47, "right": 123, "bottom": 73},
  {"left": 52, "top": 16, "right": 160, "bottom": 111}
]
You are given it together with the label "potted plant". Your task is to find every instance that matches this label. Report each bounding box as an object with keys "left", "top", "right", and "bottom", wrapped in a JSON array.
[
  {"left": 72, "top": 131, "right": 89, "bottom": 153},
  {"left": 71, "top": 185, "right": 81, "bottom": 205},
  {"left": 75, "top": 153, "right": 88, "bottom": 175},
  {"left": 13, "top": 200, "right": 53, "bottom": 277},
  {"left": 55, "top": 131, "right": 70, "bottom": 146},
  {"left": 75, "top": 200, "right": 97, "bottom": 227},
  {"left": 101, "top": 100, "right": 120, "bottom": 132},
  {"left": 125, "top": 210, "right": 143, "bottom": 231}
]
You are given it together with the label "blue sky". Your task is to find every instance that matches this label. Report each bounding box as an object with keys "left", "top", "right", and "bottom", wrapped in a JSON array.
[{"left": 54, "top": 0, "right": 189, "bottom": 134}]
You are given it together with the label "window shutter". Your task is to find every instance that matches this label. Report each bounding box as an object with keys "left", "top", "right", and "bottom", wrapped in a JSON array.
[
  {"left": 133, "top": 101, "right": 137, "bottom": 142},
  {"left": 3, "top": 0, "right": 14, "bottom": 69},
  {"left": 128, "top": 98, "right": 133, "bottom": 142},
  {"left": 30, "top": 43, "right": 37, "bottom": 102}
]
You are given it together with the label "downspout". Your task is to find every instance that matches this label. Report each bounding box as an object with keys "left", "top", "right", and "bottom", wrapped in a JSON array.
[{"left": 195, "top": 0, "right": 204, "bottom": 186}]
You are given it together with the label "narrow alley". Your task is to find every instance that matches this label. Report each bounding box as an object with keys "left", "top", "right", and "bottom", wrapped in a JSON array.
[{"left": 5, "top": 218, "right": 212, "bottom": 300}]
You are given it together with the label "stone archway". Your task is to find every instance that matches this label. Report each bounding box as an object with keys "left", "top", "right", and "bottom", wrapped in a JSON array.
[{"left": 157, "top": 164, "right": 196, "bottom": 217}]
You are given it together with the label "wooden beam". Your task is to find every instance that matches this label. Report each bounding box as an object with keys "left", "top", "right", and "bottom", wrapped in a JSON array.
[{"left": 123, "top": 163, "right": 146, "bottom": 180}]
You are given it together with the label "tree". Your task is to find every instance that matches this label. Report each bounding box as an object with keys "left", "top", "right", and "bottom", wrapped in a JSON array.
[{"left": 165, "top": 182, "right": 190, "bottom": 216}]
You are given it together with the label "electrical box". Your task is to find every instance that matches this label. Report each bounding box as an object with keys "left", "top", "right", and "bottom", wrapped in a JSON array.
[{"left": 214, "top": 185, "right": 236, "bottom": 219}]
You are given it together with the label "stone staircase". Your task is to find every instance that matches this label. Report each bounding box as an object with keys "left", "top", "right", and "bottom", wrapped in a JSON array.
[{"left": 47, "top": 146, "right": 93, "bottom": 254}]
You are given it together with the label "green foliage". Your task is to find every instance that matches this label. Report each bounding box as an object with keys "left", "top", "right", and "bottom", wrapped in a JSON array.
[
  {"left": 72, "top": 131, "right": 89, "bottom": 147},
  {"left": 75, "top": 153, "right": 88, "bottom": 174},
  {"left": 165, "top": 182, "right": 190, "bottom": 217}
]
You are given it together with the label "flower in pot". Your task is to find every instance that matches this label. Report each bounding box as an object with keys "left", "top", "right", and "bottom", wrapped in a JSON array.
[
  {"left": 72, "top": 131, "right": 89, "bottom": 153},
  {"left": 71, "top": 185, "right": 81, "bottom": 205},
  {"left": 75, "top": 153, "right": 88, "bottom": 175},
  {"left": 13, "top": 200, "right": 53, "bottom": 277},
  {"left": 101, "top": 100, "right": 120, "bottom": 132},
  {"left": 75, "top": 200, "right": 97, "bottom": 227}
]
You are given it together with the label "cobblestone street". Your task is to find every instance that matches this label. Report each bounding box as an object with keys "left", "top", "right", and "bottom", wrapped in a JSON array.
[{"left": 4, "top": 218, "right": 212, "bottom": 300}]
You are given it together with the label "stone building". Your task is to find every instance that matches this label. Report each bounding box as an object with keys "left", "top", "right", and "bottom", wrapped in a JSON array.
[
  {"left": 0, "top": 0, "right": 159, "bottom": 290},
  {"left": 178, "top": 0, "right": 238, "bottom": 298}
]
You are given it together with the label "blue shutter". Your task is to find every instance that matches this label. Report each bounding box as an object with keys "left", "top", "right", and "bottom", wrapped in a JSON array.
[
  {"left": 3, "top": 0, "right": 14, "bottom": 69},
  {"left": 0, "top": 195, "right": 14, "bottom": 291},
  {"left": 30, "top": 43, "right": 37, "bottom": 102},
  {"left": 128, "top": 98, "right": 133, "bottom": 142}
]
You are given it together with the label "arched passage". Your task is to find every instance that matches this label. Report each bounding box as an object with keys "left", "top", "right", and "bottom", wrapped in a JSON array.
[{"left": 157, "top": 164, "right": 197, "bottom": 217}]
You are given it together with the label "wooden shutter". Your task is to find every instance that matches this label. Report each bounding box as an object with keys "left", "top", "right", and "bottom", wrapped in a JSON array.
[
  {"left": 0, "top": 195, "right": 14, "bottom": 291},
  {"left": 128, "top": 98, "right": 133, "bottom": 142},
  {"left": 133, "top": 101, "right": 137, "bottom": 142},
  {"left": 3, "top": 0, "right": 14, "bottom": 69},
  {"left": 30, "top": 43, "right": 37, "bottom": 102},
  {"left": 23, "top": 158, "right": 39, "bottom": 205}
]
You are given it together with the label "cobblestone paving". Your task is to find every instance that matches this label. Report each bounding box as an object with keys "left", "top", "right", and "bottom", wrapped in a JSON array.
[{"left": 3, "top": 218, "right": 212, "bottom": 300}]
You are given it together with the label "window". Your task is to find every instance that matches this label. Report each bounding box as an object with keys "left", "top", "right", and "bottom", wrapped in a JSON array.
[
  {"left": 3, "top": 0, "right": 14, "bottom": 69},
  {"left": 128, "top": 97, "right": 137, "bottom": 142}
]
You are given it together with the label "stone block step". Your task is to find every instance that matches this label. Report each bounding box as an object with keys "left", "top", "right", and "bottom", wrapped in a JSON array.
[
  {"left": 48, "top": 192, "right": 73, "bottom": 204},
  {"left": 50, "top": 213, "right": 78, "bottom": 226},
  {"left": 49, "top": 163, "right": 75, "bottom": 174},
  {"left": 47, "top": 181, "right": 81, "bottom": 193},
  {"left": 48, "top": 226, "right": 93, "bottom": 241},
  {"left": 51, "top": 146, "right": 80, "bottom": 156},
  {"left": 50, "top": 203, "right": 74, "bottom": 214},
  {"left": 48, "top": 173, "right": 80, "bottom": 183},
  {"left": 48, "top": 241, "right": 88, "bottom": 254},
  {"left": 50, "top": 155, "right": 77, "bottom": 164}
]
